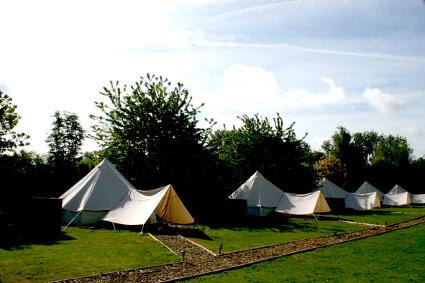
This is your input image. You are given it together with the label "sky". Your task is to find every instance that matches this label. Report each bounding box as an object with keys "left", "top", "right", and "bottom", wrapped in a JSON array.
[{"left": 1, "top": 0, "right": 425, "bottom": 157}]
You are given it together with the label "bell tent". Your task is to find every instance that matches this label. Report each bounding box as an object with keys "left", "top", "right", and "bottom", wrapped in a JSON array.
[
  {"left": 316, "top": 178, "right": 347, "bottom": 199},
  {"left": 275, "top": 191, "right": 331, "bottom": 215},
  {"left": 345, "top": 192, "right": 380, "bottom": 211},
  {"left": 387, "top": 184, "right": 409, "bottom": 195},
  {"left": 60, "top": 158, "right": 136, "bottom": 225},
  {"left": 355, "top": 181, "right": 384, "bottom": 201},
  {"left": 60, "top": 159, "right": 194, "bottom": 226},
  {"left": 383, "top": 192, "right": 411, "bottom": 206},
  {"left": 228, "top": 171, "right": 284, "bottom": 216}
]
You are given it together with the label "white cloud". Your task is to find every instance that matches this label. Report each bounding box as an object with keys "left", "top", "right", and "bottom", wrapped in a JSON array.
[
  {"left": 198, "top": 64, "right": 346, "bottom": 128},
  {"left": 283, "top": 77, "right": 345, "bottom": 107},
  {"left": 363, "top": 87, "right": 404, "bottom": 113}
]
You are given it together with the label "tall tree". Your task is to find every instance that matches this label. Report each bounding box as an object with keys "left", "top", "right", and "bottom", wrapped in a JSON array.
[
  {"left": 90, "top": 74, "right": 214, "bottom": 213},
  {"left": 0, "top": 90, "right": 29, "bottom": 153},
  {"left": 46, "top": 111, "right": 85, "bottom": 193},
  {"left": 46, "top": 111, "right": 85, "bottom": 166}
]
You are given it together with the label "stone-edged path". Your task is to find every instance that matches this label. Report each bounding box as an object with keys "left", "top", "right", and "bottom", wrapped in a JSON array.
[{"left": 56, "top": 216, "right": 425, "bottom": 283}]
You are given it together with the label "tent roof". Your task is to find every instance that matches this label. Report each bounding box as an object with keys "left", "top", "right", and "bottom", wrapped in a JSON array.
[
  {"left": 60, "top": 158, "right": 135, "bottom": 212},
  {"left": 103, "top": 184, "right": 194, "bottom": 225},
  {"left": 345, "top": 192, "right": 380, "bottom": 211},
  {"left": 383, "top": 192, "right": 411, "bottom": 206},
  {"left": 275, "top": 191, "right": 331, "bottom": 215},
  {"left": 228, "top": 171, "right": 284, "bottom": 208},
  {"left": 316, "top": 178, "right": 347, "bottom": 199},
  {"left": 388, "top": 184, "right": 409, "bottom": 195},
  {"left": 355, "top": 181, "right": 384, "bottom": 201}
]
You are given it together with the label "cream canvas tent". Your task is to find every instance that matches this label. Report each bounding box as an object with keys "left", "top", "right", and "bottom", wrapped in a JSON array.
[
  {"left": 103, "top": 184, "right": 194, "bottom": 225},
  {"left": 345, "top": 192, "right": 380, "bottom": 211},
  {"left": 275, "top": 191, "right": 331, "bottom": 215},
  {"left": 60, "top": 158, "right": 136, "bottom": 225},
  {"left": 60, "top": 159, "right": 194, "bottom": 226},
  {"left": 228, "top": 171, "right": 284, "bottom": 216},
  {"left": 316, "top": 178, "right": 347, "bottom": 199},
  {"left": 355, "top": 181, "right": 384, "bottom": 201},
  {"left": 383, "top": 192, "right": 411, "bottom": 206},
  {"left": 412, "top": 194, "right": 425, "bottom": 204},
  {"left": 388, "top": 184, "right": 409, "bottom": 195}
]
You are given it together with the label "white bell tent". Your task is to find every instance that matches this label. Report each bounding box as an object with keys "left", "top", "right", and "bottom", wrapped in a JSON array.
[
  {"left": 345, "top": 192, "right": 380, "bottom": 211},
  {"left": 275, "top": 191, "right": 331, "bottom": 215},
  {"left": 60, "top": 159, "right": 194, "bottom": 226},
  {"left": 60, "top": 158, "right": 136, "bottom": 225},
  {"left": 355, "top": 181, "right": 384, "bottom": 201},
  {"left": 387, "top": 184, "right": 409, "bottom": 195},
  {"left": 316, "top": 178, "right": 347, "bottom": 199},
  {"left": 103, "top": 184, "right": 194, "bottom": 225},
  {"left": 383, "top": 192, "right": 411, "bottom": 206},
  {"left": 228, "top": 171, "right": 284, "bottom": 216}
]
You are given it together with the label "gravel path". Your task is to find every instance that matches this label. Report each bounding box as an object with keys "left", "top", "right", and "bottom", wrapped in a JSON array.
[{"left": 56, "top": 216, "right": 425, "bottom": 283}]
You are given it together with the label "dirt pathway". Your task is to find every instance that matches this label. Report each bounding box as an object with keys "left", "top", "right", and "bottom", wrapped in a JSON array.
[{"left": 57, "top": 216, "right": 425, "bottom": 283}]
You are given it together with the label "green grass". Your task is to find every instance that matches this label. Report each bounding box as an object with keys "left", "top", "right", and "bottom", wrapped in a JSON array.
[
  {"left": 0, "top": 227, "right": 180, "bottom": 283},
  {"left": 325, "top": 206, "right": 425, "bottom": 225},
  {"left": 188, "top": 218, "right": 365, "bottom": 254},
  {"left": 189, "top": 222, "right": 425, "bottom": 282}
]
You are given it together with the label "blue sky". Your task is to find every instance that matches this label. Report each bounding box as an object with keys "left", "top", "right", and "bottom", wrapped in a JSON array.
[{"left": 1, "top": 0, "right": 425, "bottom": 156}]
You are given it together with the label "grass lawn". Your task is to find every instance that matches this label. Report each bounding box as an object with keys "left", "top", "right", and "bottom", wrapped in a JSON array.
[
  {"left": 188, "top": 217, "right": 366, "bottom": 254},
  {"left": 189, "top": 222, "right": 425, "bottom": 282},
  {"left": 324, "top": 206, "right": 425, "bottom": 225},
  {"left": 0, "top": 227, "right": 180, "bottom": 283}
]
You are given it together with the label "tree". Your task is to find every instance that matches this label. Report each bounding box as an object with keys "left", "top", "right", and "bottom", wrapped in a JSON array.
[
  {"left": 46, "top": 111, "right": 85, "bottom": 193},
  {"left": 208, "top": 113, "right": 314, "bottom": 194},
  {"left": 90, "top": 74, "right": 214, "bottom": 213},
  {"left": 46, "top": 111, "right": 85, "bottom": 166},
  {"left": 0, "top": 90, "right": 29, "bottom": 153},
  {"left": 370, "top": 135, "right": 412, "bottom": 168},
  {"left": 322, "top": 127, "right": 381, "bottom": 189},
  {"left": 313, "top": 154, "right": 347, "bottom": 187}
]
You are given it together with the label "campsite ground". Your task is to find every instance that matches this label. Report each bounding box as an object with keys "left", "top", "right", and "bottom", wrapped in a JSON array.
[
  {"left": 188, "top": 222, "right": 425, "bottom": 282},
  {"left": 0, "top": 206, "right": 424, "bottom": 282}
]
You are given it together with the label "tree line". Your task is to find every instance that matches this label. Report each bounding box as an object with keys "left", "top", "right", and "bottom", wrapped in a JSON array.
[{"left": 1, "top": 75, "right": 424, "bottom": 219}]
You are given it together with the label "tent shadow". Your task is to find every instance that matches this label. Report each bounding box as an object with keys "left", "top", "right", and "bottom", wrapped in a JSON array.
[
  {"left": 152, "top": 224, "right": 213, "bottom": 240},
  {"left": 208, "top": 215, "right": 321, "bottom": 233},
  {"left": 0, "top": 229, "right": 75, "bottom": 251}
]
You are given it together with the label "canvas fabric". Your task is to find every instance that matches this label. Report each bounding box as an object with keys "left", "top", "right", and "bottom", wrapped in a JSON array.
[
  {"left": 388, "top": 184, "right": 409, "bottom": 195},
  {"left": 228, "top": 171, "right": 284, "bottom": 208},
  {"left": 103, "top": 185, "right": 194, "bottom": 225},
  {"left": 316, "top": 178, "right": 347, "bottom": 199},
  {"left": 345, "top": 192, "right": 380, "bottom": 210},
  {"left": 355, "top": 182, "right": 384, "bottom": 201},
  {"left": 383, "top": 192, "right": 411, "bottom": 206},
  {"left": 412, "top": 194, "right": 425, "bottom": 204},
  {"left": 60, "top": 159, "right": 135, "bottom": 212},
  {"left": 275, "top": 191, "right": 330, "bottom": 215}
]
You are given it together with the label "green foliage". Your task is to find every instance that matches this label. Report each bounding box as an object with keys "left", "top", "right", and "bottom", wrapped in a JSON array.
[
  {"left": 0, "top": 90, "right": 29, "bottom": 153},
  {"left": 371, "top": 135, "right": 412, "bottom": 167},
  {"left": 45, "top": 111, "right": 85, "bottom": 194},
  {"left": 313, "top": 154, "right": 347, "bottom": 186},
  {"left": 208, "top": 113, "right": 313, "bottom": 194},
  {"left": 46, "top": 111, "right": 85, "bottom": 166},
  {"left": 90, "top": 74, "right": 215, "bottom": 214}
]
